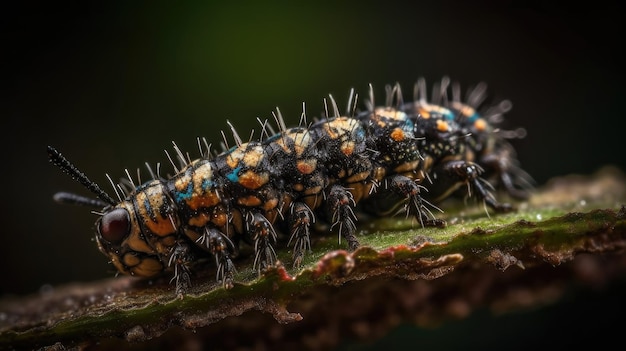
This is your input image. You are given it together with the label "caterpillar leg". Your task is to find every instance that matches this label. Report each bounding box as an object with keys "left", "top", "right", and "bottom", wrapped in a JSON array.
[
  {"left": 480, "top": 150, "right": 534, "bottom": 200},
  {"left": 385, "top": 174, "right": 446, "bottom": 228},
  {"left": 245, "top": 211, "right": 278, "bottom": 273},
  {"left": 327, "top": 184, "right": 360, "bottom": 251},
  {"left": 431, "top": 160, "right": 513, "bottom": 213},
  {"left": 168, "top": 241, "right": 194, "bottom": 298},
  {"left": 287, "top": 201, "right": 315, "bottom": 268},
  {"left": 196, "top": 227, "right": 237, "bottom": 289}
]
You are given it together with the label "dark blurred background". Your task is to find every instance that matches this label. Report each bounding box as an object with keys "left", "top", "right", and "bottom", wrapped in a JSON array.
[{"left": 2, "top": 0, "right": 625, "bottom": 348}]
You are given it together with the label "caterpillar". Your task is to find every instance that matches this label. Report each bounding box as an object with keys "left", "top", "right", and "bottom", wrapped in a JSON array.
[{"left": 48, "top": 77, "right": 532, "bottom": 297}]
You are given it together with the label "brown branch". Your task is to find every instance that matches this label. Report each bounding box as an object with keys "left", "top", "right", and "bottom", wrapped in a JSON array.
[{"left": 1, "top": 166, "right": 625, "bottom": 350}]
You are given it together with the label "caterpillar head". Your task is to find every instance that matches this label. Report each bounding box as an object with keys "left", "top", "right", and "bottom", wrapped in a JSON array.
[{"left": 47, "top": 146, "right": 179, "bottom": 278}]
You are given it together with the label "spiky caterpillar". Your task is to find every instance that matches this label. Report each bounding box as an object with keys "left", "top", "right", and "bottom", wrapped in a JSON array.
[{"left": 48, "top": 77, "right": 531, "bottom": 297}]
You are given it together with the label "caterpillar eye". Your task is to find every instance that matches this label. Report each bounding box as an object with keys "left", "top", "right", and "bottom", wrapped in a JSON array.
[{"left": 99, "top": 208, "right": 130, "bottom": 244}]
